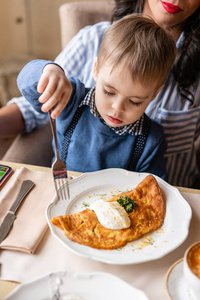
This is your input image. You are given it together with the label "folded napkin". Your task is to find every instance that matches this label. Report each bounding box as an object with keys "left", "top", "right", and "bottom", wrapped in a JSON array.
[{"left": 0, "top": 167, "right": 55, "bottom": 254}]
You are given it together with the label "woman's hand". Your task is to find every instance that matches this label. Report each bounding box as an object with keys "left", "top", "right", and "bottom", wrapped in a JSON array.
[{"left": 37, "top": 63, "right": 72, "bottom": 119}]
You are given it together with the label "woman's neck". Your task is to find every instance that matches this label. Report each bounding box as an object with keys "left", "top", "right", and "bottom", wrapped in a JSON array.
[
  {"left": 143, "top": 2, "right": 183, "bottom": 42},
  {"left": 161, "top": 24, "right": 182, "bottom": 43}
]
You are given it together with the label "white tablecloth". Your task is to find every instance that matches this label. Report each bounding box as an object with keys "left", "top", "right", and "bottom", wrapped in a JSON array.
[{"left": 0, "top": 186, "right": 200, "bottom": 300}]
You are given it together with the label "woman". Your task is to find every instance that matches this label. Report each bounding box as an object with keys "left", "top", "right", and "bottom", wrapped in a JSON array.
[
  {"left": 110, "top": 0, "right": 200, "bottom": 188},
  {"left": 2, "top": 0, "right": 200, "bottom": 187}
]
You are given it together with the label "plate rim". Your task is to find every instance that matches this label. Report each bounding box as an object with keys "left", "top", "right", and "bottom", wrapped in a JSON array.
[
  {"left": 4, "top": 270, "right": 149, "bottom": 300},
  {"left": 46, "top": 168, "right": 192, "bottom": 265},
  {"left": 165, "top": 258, "right": 183, "bottom": 300}
]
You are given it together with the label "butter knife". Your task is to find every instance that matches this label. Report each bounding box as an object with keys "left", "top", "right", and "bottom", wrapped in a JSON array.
[{"left": 0, "top": 180, "right": 35, "bottom": 243}]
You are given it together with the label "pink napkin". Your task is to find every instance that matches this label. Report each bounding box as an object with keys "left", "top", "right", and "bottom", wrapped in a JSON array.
[{"left": 0, "top": 167, "right": 55, "bottom": 254}]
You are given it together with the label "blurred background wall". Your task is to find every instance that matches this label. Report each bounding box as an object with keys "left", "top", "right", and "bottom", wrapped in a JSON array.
[{"left": 0, "top": 0, "right": 106, "bottom": 105}]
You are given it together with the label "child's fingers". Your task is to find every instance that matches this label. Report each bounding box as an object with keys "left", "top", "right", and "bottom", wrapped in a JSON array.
[
  {"left": 40, "top": 88, "right": 65, "bottom": 113},
  {"left": 49, "top": 91, "right": 71, "bottom": 119},
  {"left": 37, "top": 73, "right": 49, "bottom": 94},
  {"left": 52, "top": 80, "right": 73, "bottom": 117},
  {"left": 40, "top": 94, "right": 58, "bottom": 112},
  {"left": 41, "top": 77, "right": 72, "bottom": 115},
  {"left": 39, "top": 77, "right": 59, "bottom": 104}
]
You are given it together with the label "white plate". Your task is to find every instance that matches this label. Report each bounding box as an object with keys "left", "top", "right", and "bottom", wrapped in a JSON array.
[
  {"left": 46, "top": 168, "right": 192, "bottom": 265},
  {"left": 4, "top": 271, "right": 149, "bottom": 300},
  {"left": 165, "top": 259, "right": 197, "bottom": 300}
]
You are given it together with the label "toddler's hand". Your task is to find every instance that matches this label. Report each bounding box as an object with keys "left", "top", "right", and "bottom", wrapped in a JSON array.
[{"left": 37, "top": 63, "right": 72, "bottom": 118}]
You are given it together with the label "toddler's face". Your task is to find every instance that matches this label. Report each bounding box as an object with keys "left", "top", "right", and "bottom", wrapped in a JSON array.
[{"left": 93, "top": 61, "right": 161, "bottom": 128}]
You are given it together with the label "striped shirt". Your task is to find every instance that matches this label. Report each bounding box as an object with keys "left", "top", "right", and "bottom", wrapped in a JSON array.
[{"left": 10, "top": 21, "right": 200, "bottom": 187}]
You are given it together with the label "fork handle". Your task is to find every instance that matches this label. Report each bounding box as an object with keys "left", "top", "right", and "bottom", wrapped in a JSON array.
[{"left": 48, "top": 110, "right": 60, "bottom": 159}]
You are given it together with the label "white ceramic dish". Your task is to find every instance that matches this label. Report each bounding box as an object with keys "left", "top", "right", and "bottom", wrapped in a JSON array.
[
  {"left": 4, "top": 271, "right": 149, "bottom": 300},
  {"left": 46, "top": 168, "right": 192, "bottom": 265},
  {"left": 165, "top": 259, "right": 198, "bottom": 300}
]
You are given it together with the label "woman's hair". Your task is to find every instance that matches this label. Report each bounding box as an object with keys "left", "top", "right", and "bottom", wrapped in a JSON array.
[
  {"left": 112, "top": 0, "right": 200, "bottom": 102},
  {"left": 97, "top": 14, "right": 176, "bottom": 89}
]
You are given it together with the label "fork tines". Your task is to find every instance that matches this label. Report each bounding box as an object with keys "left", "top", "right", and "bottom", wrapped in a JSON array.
[
  {"left": 53, "top": 168, "right": 70, "bottom": 201},
  {"left": 48, "top": 110, "right": 70, "bottom": 201}
]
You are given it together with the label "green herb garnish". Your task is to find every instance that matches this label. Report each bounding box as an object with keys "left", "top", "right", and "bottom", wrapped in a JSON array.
[
  {"left": 117, "top": 196, "right": 135, "bottom": 213},
  {"left": 82, "top": 202, "right": 90, "bottom": 208}
]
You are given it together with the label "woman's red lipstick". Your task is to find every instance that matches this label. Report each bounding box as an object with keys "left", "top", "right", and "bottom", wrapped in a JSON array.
[{"left": 162, "top": 2, "right": 183, "bottom": 14}]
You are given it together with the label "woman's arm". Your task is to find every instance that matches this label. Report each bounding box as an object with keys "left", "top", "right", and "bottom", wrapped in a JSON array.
[
  {"left": 0, "top": 103, "right": 25, "bottom": 137},
  {"left": 0, "top": 21, "right": 109, "bottom": 137}
]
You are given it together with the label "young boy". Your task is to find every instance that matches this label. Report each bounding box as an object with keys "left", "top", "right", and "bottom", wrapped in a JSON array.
[{"left": 17, "top": 14, "right": 176, "bottom": 179}]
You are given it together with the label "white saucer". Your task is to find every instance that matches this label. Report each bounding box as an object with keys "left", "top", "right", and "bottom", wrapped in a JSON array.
[{"left": 165, "top": 258, "right": 198, "bottom": 300}]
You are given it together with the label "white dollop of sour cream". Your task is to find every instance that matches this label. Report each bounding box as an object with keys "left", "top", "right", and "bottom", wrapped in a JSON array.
[{"left": 90, "top": 200, "right": 131, "bottom": 230}]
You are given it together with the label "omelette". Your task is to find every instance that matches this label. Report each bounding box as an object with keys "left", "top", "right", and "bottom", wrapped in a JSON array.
[{"left": 51, "top": 174, "right": 165, "bottom": 250}]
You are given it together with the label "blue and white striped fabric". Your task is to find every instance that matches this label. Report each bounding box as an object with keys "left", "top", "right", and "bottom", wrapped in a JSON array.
[
  {"left": 10, "top": 21, "right": 200, "bottom": 187},
  {"left": 8, "top": 96, "right": 49, "bottom": 132},
  {"left": 146, "top": 73, "right": 200, "bottom": 187}
]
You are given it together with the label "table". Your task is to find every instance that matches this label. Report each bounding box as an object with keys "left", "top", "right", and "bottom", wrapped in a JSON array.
[
  {"left": 0, "top": 161, "right": 81, "bottom": 299},
  {"left": 0, "top": 161, "right": 199, "bottom": 300}
]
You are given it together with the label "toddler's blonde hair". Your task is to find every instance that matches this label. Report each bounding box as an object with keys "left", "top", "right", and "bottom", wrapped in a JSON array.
[{"left": 97, "top": 14, "right": 176, "bottom": 87}]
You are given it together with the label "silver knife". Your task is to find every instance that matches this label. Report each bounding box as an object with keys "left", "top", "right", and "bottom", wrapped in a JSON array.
[{"left": 0, "top": 180, "right": 35, "bottom": 243}]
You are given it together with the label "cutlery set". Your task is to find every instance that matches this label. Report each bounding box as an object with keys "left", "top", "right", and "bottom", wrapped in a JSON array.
[
  {"left": 0, "top": 113, "right": 70, "bottom": 243},
  {"left": 0, "top": 180, "right": 35, "bottom": 243}
]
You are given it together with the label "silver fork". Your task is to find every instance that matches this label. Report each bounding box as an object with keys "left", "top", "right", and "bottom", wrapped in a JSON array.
[{"left": 48, "top": 110, "right": 70, "bottom": 201}]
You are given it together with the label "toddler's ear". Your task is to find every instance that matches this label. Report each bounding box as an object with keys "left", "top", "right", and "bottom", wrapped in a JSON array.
[
  {"left": 93, "top": 57, "right": 98, "bottom": 82},
  {"left": 153, "top": 83, "right": 164, "bottom": 98}
]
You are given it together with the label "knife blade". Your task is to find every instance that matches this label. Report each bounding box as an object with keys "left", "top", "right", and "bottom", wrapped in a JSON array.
[{"left": 0, "top": 179, "right": 35, "bottom": 243}]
